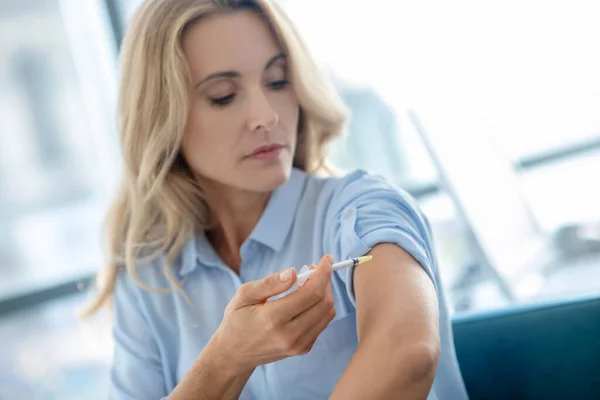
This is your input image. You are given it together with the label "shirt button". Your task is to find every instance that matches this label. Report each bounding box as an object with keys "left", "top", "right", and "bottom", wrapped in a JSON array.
[{"left": 343, "top": 208, "right": 354, "bottom": 220}]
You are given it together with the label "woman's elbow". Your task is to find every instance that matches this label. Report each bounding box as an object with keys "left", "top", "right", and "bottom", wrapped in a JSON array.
[{"left": 396, "top": 341, "right": 441, "bottom": 383}]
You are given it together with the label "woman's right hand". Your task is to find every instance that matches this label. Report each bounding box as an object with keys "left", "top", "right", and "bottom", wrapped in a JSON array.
[{"left": 210, "top": 254, "right": 336, "bottom": 374}]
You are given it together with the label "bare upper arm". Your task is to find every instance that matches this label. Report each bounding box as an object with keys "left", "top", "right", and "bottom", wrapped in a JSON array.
[{"left": 353, "top": 243, "right": 440, "bottom": 349}]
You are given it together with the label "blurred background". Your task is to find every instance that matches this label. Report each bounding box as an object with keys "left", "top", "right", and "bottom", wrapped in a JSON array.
[{"left": 0, "top": 0, "right": 599, "bottom": 398}]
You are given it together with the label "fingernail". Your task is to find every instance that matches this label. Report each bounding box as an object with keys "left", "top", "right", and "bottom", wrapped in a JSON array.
[
  {"left": 326, "top": 254, "right": 333, "bottom": 265},
  {"left": 279, "top": 268, "right": 292, "bottom": 282}
]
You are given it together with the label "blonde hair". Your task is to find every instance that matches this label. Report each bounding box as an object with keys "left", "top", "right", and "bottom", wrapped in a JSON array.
[{"left": 83, "top": 0, "right": 347, "bottom": 316}]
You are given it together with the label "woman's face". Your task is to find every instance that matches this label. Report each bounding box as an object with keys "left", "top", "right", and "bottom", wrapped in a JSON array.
[{"left": 181, "top": 10, "right": 299, "bottom": 193}]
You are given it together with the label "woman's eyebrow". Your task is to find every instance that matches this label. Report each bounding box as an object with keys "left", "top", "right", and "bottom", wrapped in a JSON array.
[
  {"left": 194, "top": 71, "right": 239, "bottom": 89},
  {"left": 265, "top": 52, "right": 286, "bottom": 70},
  {"left": 194, "top": 53, "right": 286, "bottom": 89}
]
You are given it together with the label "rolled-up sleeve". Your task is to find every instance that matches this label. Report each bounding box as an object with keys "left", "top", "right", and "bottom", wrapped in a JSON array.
[
  {"left": 110, "top": 271, "right": 167, "bottom": 400},
  {"left": 323, "top": 170, "right": 438, "bottom": 307}
]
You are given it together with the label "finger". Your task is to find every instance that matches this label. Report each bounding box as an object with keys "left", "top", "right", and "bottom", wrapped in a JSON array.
[
  {"left": 268, "top": 255, "right": 333, "bottom": 319},
  {"left": 288, "top": 284, "right": 335, "bottom": 333},
  {"left": 234, "top": 268, "right": 297, "bottom": 308},
  {"left": 306, "top": 254, "right": 333, "bottom": 287},
  {"left": 292, "top": 299, "right": 336, "bottom": 354},
  {"left": 301, "top": 254, "right": 333, "bottom": 290}
]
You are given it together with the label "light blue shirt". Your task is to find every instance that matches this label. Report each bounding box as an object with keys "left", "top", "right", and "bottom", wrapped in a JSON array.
[{"left": 110, "top": 168, "right": 468, "bottom": 400}]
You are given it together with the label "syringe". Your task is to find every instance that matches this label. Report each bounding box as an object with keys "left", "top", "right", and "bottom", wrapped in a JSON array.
[{"left": 297, "top": 255, "right": 373, "bottom": 286}]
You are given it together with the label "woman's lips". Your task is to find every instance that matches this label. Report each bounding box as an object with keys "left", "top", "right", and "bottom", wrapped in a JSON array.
[{"left": 246, "top": 144, "right": 285, "bottom": 161}]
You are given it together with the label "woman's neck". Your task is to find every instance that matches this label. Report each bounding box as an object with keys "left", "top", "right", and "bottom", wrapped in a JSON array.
[{"left": 202, "top": 180, "right": 271, "bottom": 272}]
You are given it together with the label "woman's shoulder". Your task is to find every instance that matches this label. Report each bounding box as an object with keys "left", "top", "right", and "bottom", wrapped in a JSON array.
[
  {"left": 114, "top": 257, "right": 167, "bottom": 297},
  {"left": 114, "top": 235, "right": 195, "bottom": 295},
  {"left": 302, "top": 168, "right": 418, "bottom": 209},
  {"left": 298, "top": 168, "right": 429, "bottom": 236}
]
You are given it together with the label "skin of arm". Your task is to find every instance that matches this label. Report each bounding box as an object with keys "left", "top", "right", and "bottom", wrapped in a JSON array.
[
  {"left": 168, "top": 333, "right": 255, "bottom": 400},
  {"left": 330, "top": 243, "right": 441, "bottom": 400}
]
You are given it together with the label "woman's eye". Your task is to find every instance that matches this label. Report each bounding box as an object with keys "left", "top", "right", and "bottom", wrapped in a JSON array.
[
  {"left": 268, "top": 80, "right": 289, "bottom": 90},
  {"left": 209, "top": 93, "right": 236, "bottom": 107}
]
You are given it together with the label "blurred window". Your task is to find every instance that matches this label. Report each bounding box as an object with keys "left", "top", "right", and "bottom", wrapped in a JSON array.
[
  {"left": 279, "top": 0, "right": 600, "bottom": 312},
  {"left": 0, "top": 0, "right": 119, "bottom": 298}
]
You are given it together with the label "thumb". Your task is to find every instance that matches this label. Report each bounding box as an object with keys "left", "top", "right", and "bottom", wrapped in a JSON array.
[
  {"left": 314, "top": 254, "right": 334, "bottom": 277},
  {"left": 235, "top": 268, "right": 297, "bottom": 306}
]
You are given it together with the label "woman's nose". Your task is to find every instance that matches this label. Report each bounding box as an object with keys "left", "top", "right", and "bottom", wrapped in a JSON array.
[{"left": 245, "top": 89, "right": 279, "bottom": 133}]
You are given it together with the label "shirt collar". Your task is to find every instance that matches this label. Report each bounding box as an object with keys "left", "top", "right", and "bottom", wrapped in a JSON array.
[
  {"left": 179, "top": 168, "right": 307, "bottom": 276},
  {"left": 248, "top": 167, "right": 306, "bottom": 252}
]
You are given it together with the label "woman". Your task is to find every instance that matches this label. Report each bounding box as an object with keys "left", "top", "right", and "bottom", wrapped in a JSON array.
[{"left": 87, "top": 0, "right": 468, "bottom": 398}]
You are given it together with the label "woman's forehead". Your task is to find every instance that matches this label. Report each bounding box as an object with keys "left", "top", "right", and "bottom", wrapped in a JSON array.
[{"left": 182, "top": 10, "right": 283, "bottom": 79}]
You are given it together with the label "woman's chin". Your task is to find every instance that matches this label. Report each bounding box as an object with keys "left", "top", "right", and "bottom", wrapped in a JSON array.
[{"left": 242, "top": 162, "right": 292, "bottom": 192}]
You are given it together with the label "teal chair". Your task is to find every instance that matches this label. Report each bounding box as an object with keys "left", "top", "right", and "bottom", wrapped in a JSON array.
[{"left": 452, "top": 295, "right": 600, "bottom": 399}]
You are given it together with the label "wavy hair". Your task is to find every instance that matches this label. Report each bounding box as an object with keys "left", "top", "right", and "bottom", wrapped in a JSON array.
[{"left": 83, "top": 0, "right": 347, "bottom": 316}]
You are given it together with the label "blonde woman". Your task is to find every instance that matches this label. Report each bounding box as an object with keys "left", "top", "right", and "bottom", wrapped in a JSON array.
[{"left": 89, "top": 0, "right": 468, "bottom": 398}]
